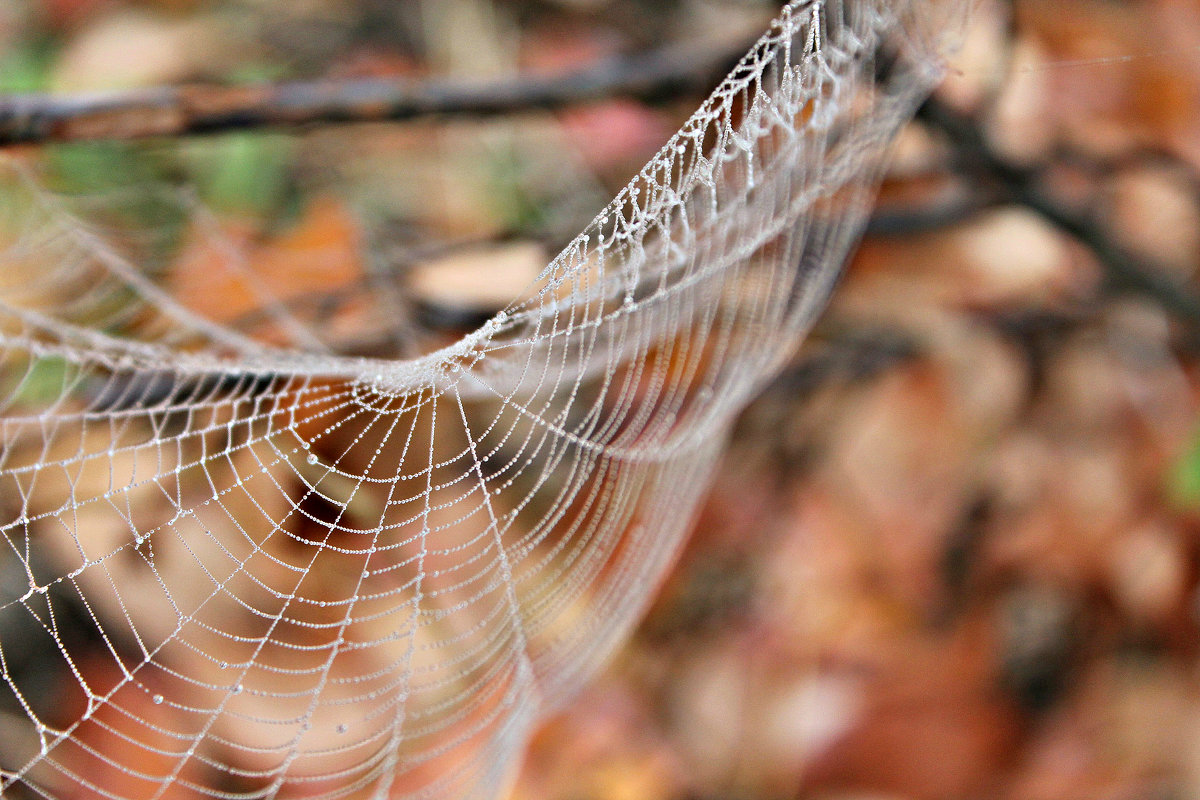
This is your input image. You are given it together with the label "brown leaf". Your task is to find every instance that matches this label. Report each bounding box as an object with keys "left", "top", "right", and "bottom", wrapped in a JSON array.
[{"left": 169, "top": 196, "right": 367, "bottom": 347}]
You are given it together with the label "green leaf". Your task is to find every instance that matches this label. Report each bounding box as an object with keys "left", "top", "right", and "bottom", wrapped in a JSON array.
[
  {"left": 188, "top": 133, "right": 295, "bottom": 218},
  {"left": 10, "top": 356, "right": 75, "bottom": 407},
  {"left": 0, "top": 38, "right": 55, "bottom": 93},
  {"left": 1168, "top": 428, "right": 1200, "bottom": 508},
  {"left": 45, "top": 142, "right": 188, "bottom": 259},
  {"left": 486, "top": 147, "right": 548, "bottom": 233}
]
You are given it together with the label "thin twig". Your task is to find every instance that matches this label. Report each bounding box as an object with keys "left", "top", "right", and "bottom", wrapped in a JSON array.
[{"left": 0, "top": 37, "right": 753, "bottom": 146}]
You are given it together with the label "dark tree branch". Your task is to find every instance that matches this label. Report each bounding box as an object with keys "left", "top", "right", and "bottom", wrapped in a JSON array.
[
  {"left": 9, "top": 20, "right": 1197, "bottom": 335},
  {"left": 918, "top": 95, "right": 1200, "bottom": 327},
  {"left": 866, "top": 192, "right": 996, "bottom": 237},
  {"left": 0, "top": 37, "right": 753, "bottom": 146}
]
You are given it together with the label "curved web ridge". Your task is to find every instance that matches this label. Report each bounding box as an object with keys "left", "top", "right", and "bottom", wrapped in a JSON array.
[{"left": 0, "top": 1, "right": 964, "bottom": 798}]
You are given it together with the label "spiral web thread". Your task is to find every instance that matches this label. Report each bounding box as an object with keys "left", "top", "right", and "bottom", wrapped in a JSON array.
[{"left": 0, "top": 2, "right": 963, "bottom": 798}]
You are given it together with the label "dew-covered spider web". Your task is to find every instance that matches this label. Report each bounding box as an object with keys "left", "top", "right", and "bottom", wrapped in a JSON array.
[{"left": 0, "top": 2, "right": 966, "bottom": 798}]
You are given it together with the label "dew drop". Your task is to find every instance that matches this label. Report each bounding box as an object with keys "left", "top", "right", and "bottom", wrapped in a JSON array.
[
  {"left": 232, "top": 684, "right": 243, "bottom": 695},
  {"left": 307, "top": 454, "right": 318, "bottom": 465},
  {"left": 152, "top": 694, "right": 164, "bottom": 705}
]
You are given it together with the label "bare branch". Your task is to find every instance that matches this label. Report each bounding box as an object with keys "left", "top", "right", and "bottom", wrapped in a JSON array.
[{"left": 0, "top": 38, "right": 753, "bottom": 146}]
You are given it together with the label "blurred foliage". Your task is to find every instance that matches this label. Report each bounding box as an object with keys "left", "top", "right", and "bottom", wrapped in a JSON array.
[
  {"left": 187, "top": 132, "right": 297, "bottom": 219},
  {"left": 5, "top": 355, "right": 72, "bottom": 406},
  {"left": 1170, "top": 430, "right": 1200, "bottom": 509},
  {"left": 0, "top": 38, "right": 54, "bottom": 93}
]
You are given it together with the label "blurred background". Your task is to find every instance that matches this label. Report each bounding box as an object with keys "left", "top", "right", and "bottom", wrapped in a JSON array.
[{"left": 2, "top": 0, "right": 1200, "bottom": 798}]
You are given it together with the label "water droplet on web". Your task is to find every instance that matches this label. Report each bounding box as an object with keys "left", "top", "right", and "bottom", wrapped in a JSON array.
[
  {"left": 494, "top": 310, "right": 509, "bottom": 325},
  {"left": 307, "top": 454, "right": 318, "bottom": 465},
  {"left": 152, "top": 694, "right": 164, "bottom": 705},
  {"left": 232, "top": 684, "right": 243, "bottom": 695}
]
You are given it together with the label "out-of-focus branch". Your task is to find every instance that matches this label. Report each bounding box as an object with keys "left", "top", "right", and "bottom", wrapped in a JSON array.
[
  {"left": 917, "top": 96, "right": 1200, "bottom": 326},
  {"left": 865, "top": 192, "right": 995, "bottom": 237},
  {"left": 0, "top": 37, "right": 752, "bottom": 146}
]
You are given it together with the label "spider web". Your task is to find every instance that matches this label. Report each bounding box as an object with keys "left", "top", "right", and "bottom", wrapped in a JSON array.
[{"left": 0, "top": 1, "right": 965, "bottom": 798}]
